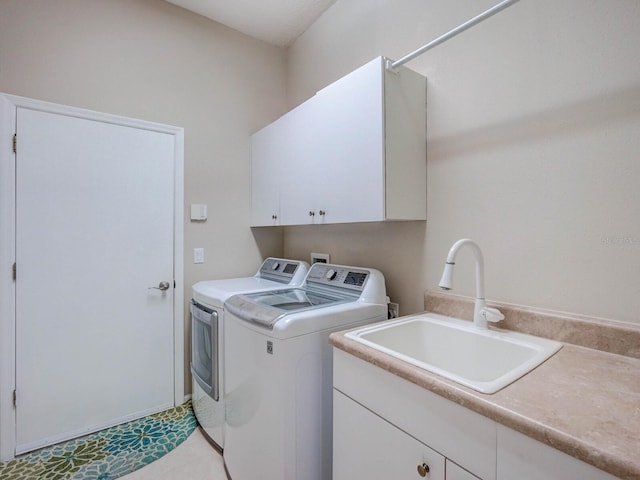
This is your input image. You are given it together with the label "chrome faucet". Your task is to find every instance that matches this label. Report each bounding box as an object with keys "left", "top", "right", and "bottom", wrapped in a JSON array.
[{"left": 438, "top": 238, "right": 504, "bottom": 329}]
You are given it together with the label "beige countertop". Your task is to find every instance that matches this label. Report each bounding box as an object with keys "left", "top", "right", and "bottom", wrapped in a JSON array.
[{"left": 330, "top": 293, "right": 640, "bottom": 480}]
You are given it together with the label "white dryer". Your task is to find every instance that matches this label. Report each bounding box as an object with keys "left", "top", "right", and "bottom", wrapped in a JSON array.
[
  {"left": 223, "top": 263, "right": 387, "bottom": 480},
  {"left": 190, "top": 257, "right": 309, "bottom": 450}
]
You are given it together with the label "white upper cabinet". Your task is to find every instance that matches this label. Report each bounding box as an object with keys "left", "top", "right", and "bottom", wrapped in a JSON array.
[
  {"left": 278, "top": 93, "right": 323, "bottom": 225},
  {"left": 250, "top": 56, "right": 427, "bottom": 227},
  {"left": 250, "top": 117, "right": 286, "bottom": 226},
  {"left": 250, "top": 90, "right": 319, "bottom": 226}
]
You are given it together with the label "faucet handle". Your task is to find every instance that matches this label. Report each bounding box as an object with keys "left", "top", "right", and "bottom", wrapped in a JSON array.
[{"left": 481, "top": 307, "right": 504, "bottom": 323}]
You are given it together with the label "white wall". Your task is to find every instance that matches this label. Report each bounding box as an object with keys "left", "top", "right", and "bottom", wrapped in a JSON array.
[
  {"left": 285, "top": 0, "right": 640, "bottom": 324},
  {"left": 0, "top": 0, "right": 287, "bottom": 392}
]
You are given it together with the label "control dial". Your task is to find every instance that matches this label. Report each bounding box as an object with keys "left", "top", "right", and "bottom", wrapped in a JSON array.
[
  {"left": 271, "top": 262, "right": 280, "bottom": 271},
  {"left": 325, "top": 269, "right": 337, "bottom": 281}
]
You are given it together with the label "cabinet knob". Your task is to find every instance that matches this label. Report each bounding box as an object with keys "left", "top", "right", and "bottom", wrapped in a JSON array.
[
  {"left": 319, "top": 210, "right": 326, "bottom": 216},
  {"left": 309, "top": 211, "right": 315, "bottom": 217},
  {"left": 271, "top": 214, "right": 277, "bottom": 220},
  {"left": 417, "top": 462, "right": 430, "bottom": 477}
]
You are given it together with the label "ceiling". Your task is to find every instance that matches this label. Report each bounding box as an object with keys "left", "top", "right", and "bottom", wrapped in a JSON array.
[{"left": 165, "top": 0, "right": 337, "bottom": 47}]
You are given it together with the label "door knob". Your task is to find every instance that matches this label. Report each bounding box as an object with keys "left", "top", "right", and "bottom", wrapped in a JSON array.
[{"left": 149, "top": 281, "right": 170, "bottom": 291}]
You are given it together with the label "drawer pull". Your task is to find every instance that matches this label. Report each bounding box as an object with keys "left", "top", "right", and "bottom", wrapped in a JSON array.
[{"left": 417, "top": 462, "right": 430, "bottom": 477}]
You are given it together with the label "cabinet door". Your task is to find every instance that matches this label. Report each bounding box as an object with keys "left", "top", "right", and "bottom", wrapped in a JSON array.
[
  {"left": 311, "top": 57, "right": 385, "bottom": 224},
  {"left": 496, "top": 425, "right": 618, "bottom": 480},
  {"left": 251, "top": 117, "right": 288, "bottom": 226},
  {"left": 333, "top": 390, "right": 445, "bottom": 480},
  {"left": 278, "top": 96, "right": 321, "bottom": 225},
  {"left": 334, "top": 349, "right": 496, "bottom": 479},
  {"left": 446, "top": 460, "right": 481, "bottom": 480}
]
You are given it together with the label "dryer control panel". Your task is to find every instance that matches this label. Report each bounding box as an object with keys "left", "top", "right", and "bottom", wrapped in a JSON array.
[{"left": 259, "top": 257, "right": 308, "bottom": 284}]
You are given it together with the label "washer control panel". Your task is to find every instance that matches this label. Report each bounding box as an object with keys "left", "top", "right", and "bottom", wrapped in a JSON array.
[{"left": 306, "top": 263, "right": 369, "bottom": 291}]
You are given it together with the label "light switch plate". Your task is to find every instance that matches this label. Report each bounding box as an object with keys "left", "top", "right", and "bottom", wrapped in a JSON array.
[
  {"left": 194, "top": 248, "right": 204, "bottom": 264},
  {"left": 190, "top": 204, "right": 207, "bottom": 221}
]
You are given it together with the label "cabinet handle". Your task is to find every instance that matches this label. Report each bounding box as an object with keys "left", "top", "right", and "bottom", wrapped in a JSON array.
[
  {"left": 417, "top": 462, "right": 430, "bottom": 477},
  {"left": 309, "top": 211, "right": 315, "bottom": 217},
  {"left": 319, "top": 210, "right": 326, "bottom": 216},
  {"left": 271, "top": 214, "right": 278, "bottom": 220}
]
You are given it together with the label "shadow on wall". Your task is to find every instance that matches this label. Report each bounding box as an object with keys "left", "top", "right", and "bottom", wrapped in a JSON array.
[
  {"left": 251, "top": 227, "right": 285, "bottom": 259},
  {"left": 428, "top": 81, "right": 640, "bottom": 160},
  {"left": 283, "top": 221, "right": 427, "bottom": 315}
]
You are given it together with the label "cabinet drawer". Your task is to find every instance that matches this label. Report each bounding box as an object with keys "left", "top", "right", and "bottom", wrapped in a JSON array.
[{"left": 334, "top": 390, "right": 445, "bottom": 480}]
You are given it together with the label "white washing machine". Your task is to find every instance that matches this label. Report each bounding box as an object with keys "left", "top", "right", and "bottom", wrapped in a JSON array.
[
  {"left": 223, "top": 263, "right": 387, "bottom": 480},
  {"left": 190, "top": 257, "right": 309, "bottom": 450}
]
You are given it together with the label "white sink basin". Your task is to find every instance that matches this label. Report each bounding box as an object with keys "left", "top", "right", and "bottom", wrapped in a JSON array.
[{"left": 346, "top": 313, "right": 562, "bottom": 394}]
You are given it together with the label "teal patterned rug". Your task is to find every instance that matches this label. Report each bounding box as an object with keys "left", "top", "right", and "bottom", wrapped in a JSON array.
[{"left": 0, "top": 401, "right": 197, "bottom": 480}]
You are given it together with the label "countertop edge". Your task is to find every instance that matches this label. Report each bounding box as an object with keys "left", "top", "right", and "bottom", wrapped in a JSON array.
[{"left": 329, "top": 331, "right": 640, "bottom": 480}]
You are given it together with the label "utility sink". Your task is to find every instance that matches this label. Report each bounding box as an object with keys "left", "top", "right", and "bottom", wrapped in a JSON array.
[{"left": 346, "top": 313, "right": 562, "bottom": 394}]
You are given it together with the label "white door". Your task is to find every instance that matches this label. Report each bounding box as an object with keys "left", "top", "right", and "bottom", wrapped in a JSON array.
[{"left": 14, "top": 106, "right": 177, "bottom": 454}]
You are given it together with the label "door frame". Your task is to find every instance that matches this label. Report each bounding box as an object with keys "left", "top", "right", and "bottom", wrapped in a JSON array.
[{"left": 0, "top": 93, "right": 185, "bottom": 461}]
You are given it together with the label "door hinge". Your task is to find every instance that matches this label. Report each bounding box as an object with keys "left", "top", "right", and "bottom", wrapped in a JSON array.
[
  {"left": 12, "top": 134, "right": 17, "bottom": 154},
  {"left": 13, "top": 390, "right": 16, "bottom": 408},
  {"left": 12, "top": 262, "right": 16, "bottom": 281}
]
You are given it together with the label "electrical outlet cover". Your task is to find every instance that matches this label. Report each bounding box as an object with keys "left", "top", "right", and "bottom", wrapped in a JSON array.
[{"left": 310, "top": 252, "right": 330, "bottom": 264}]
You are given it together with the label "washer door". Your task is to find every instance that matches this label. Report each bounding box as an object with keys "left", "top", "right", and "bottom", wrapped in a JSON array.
[
  {"left": 250, "top": 289, "right": 340, "bottom": 310},
  {"left": 225, "top": 288, "right": 353, "bottom": 328}
]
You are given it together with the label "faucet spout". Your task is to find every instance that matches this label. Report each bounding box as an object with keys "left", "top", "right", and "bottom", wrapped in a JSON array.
[{"left": 438, "top": 239, "right": 504, "bottom": 329}]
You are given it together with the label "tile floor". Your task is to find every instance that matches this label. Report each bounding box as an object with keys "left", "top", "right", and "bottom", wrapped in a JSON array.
[{"left": 120, "top": 428, "right": 227, "bottom": 480}]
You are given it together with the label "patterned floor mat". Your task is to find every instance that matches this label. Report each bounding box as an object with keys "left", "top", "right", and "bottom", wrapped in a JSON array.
[{"left": 0, "top": 401, "right": 197, "bottom": 480}]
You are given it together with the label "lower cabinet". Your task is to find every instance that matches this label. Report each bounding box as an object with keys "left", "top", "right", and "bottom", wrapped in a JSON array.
[
  {"left": 333, "top": 349, "right": 620, "bottom": 480},
  {"left": 446, "top": 461, "right": 482, "bottom": 480},
  {"left": 333, "top": 390, "right": 446, "bottom": 479},
  {"left": 496, "top": 425, "right": 619, "bottom": 480},
  {"left": 334, "top": 390, "right": 481, "bottom": 480}
]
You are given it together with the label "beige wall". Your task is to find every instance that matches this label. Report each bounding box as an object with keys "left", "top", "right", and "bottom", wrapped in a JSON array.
[
  {"left": 0, "top": 0, "right": 287, "bottom": 392},
  {"left": 3, "top": 0, "right": 639, "bottom": 403},
  {"left": 285, "top": 0, "right": 640, "bottom": 324}
]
